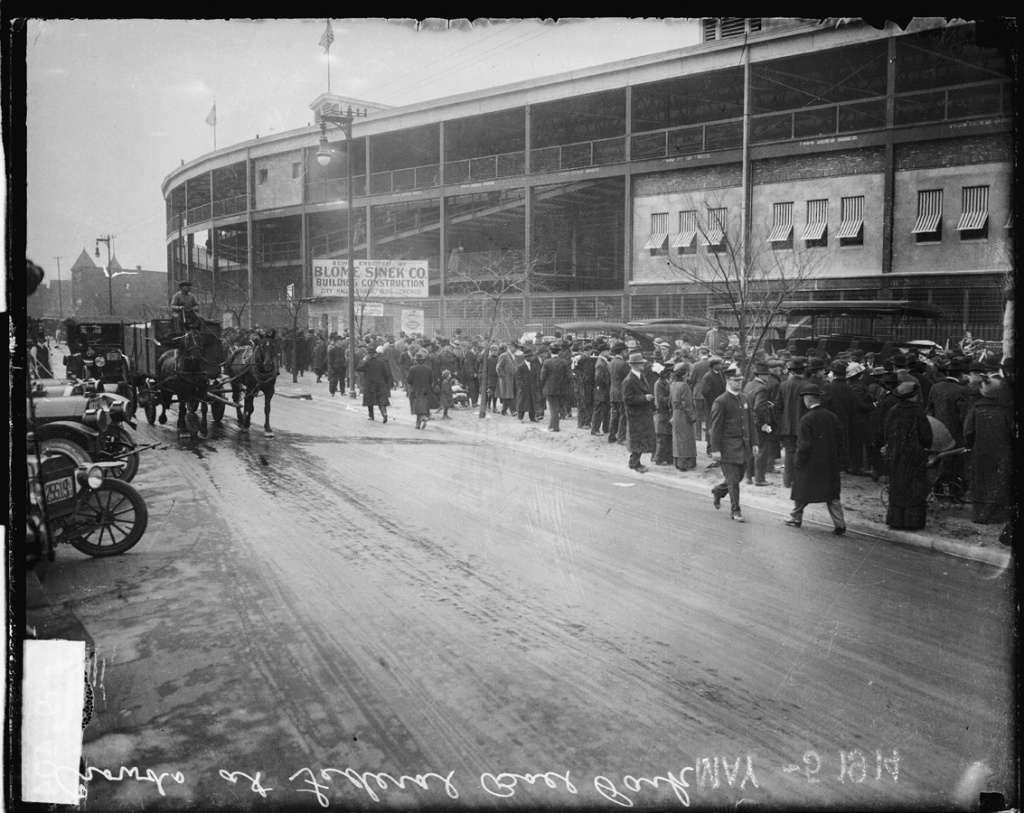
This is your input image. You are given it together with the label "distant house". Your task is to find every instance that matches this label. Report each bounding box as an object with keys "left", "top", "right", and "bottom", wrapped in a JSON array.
[{"left": 62, "top": 248, "right": 169, "bottom": 320}]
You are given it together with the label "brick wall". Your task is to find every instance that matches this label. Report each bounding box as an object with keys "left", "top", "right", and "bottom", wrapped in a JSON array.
[
  {"left": 633, "top": 163, "right": 742, "bottom": 197},
  {"left": 752, "top": 147, "right": 886, "bottom": 185},
  {"left": 894, "top": 133, "right": 1012, "bottom": 172}
]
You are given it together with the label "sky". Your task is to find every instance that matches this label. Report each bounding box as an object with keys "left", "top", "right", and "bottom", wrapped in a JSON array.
[{"left": 19, "top": 17, "right": 700, "bottom": 292}]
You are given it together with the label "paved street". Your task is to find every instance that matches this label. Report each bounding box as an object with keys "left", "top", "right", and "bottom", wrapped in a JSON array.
[{"left": 40, "top": 385, "right": 1015, "bottom": 810}]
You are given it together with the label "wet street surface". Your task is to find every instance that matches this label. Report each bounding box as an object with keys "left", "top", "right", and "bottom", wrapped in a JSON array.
[{"left": 42, "top": 393, "right": 1016, "bottom": 810}]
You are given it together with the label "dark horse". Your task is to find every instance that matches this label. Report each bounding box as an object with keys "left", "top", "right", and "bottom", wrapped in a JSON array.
[
  {"left": 155, "top": 327, "right": 211, "bottom": 437},
  {"left": 224, "top": 331, "right": 279, "bottom": 436}
]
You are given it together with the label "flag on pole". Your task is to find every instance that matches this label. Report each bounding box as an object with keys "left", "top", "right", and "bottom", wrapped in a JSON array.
[
  {"left": 319, "top": 20, "right": 334, "bottom": 53},
  {"left": 205, "top": 103, "right": 217, "bottom": 127}
]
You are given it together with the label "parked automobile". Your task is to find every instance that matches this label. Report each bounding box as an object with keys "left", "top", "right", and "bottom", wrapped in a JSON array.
[{"left": 27, "top": 377, "right": 150, "bottom": 482}]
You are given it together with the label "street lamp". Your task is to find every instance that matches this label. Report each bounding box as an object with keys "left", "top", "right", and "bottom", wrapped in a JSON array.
[{"left": 316, "top": 107, "right": 366, "bottom": 399}]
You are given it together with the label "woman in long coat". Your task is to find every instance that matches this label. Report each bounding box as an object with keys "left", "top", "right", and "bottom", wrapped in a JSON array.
[
  {"left": 964, "top": 377, "right": 1013, "bottom": 524},
  {"left": 653, "top": 365, "right": 674, "bottom": 465},
  {"left": 669, "top": 362, "right": 697, "bottom": 470},
  {"left": 406, "top": 350, "right": 434, "bottom": 429},
  {"left": 311, "top": 336, "right": 328, "bottom": 383},
  {"left": 883, "top": 381, "right": 933, "bottom": 530},
  {"left": 356, "top": 345, "right": 394, "bottom": 422}
]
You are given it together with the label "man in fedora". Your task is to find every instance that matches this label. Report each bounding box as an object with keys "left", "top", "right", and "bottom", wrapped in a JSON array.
[
  {"left": 540, "top": 342, "right": 572, "bottom": 432},
  {"left": 170, "top": 279, "right": 199, "bottom": 333},
  {"left": 622, "top": 351, "right": 656, "bottom": 472},
  {"left": 708, "top": 363, "right": 757, "bottom": 521},
  {"left": 926, "top": 355, "right": 971, "bottom": 491},
  {"left": 782, "top": 382, "right": 847, "bottom": 535}
]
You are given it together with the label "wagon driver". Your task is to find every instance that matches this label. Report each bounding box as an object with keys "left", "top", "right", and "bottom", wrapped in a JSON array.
[{"left": 170, "top": 279, "right": 200, "bottom": 334}]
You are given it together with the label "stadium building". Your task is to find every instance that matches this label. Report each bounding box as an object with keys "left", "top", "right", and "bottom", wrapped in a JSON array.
[{"left": 162, "top": 17, "right": 1014, "bottom": 345}]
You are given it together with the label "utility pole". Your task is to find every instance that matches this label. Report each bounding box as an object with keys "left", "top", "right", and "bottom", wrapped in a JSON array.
[
  {"left": 54, "top": 256, "right": 63, "bottom": 321},
  {"left": 95, "top": 235, "right": 115, "bottom": 315}
]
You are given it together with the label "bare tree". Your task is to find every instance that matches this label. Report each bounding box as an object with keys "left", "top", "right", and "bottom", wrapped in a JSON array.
[
  {"left": 663, "top": 197, "right": 831, "bottom": 375},
  {"left": 445, "top": 248, "right": 552, "bottom": 418}
]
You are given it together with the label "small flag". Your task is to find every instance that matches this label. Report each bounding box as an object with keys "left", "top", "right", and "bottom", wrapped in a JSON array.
[
  {"left": 205, "top": 103, "right": 217, "bottom": 127},
  {"left": 319, "top": 20, "right": 334, "bottom": 53}
]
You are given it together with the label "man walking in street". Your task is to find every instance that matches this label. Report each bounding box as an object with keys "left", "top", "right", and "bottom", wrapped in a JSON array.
[
  {"left": 783, "top": 382, "right": 847, "bottom": 535},
  {"left": 607, "top": 341, "right": 630, "bottom": 444},
  {"left": 708, "top": 363, "right": 758, "bottom": 522}
]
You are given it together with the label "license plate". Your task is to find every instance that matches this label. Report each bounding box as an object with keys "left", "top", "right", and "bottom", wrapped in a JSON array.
[{"left": 44, "top": 476, "right": 74, "bottom": 504}]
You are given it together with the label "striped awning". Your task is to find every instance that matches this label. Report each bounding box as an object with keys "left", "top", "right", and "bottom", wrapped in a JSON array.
[
  {"left": 768, "top": 202, "right": 793, "bottom": 242},
  {"left": 672, "top": 230, "right": 697, "bottom": 248},
  {"left": 672, "top": 211, "right": 698, "bottom": 248},
  {"left": 644, "top": 233, "right": 668, "bottom": 250},
  {"left": 956, "top": 186, "right": 989, "bottom": 231},
  {"left": 802, "top": 199, "right": 828, "bottom": 241},
  {"left": 836, "top": 196, "right": 864, "bottom": 239},
  {"left": 912, "top": 190, "right": 943, "bottom": 234}
]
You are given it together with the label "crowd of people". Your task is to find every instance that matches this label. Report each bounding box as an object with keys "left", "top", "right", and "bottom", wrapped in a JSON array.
[{"left": 257, "top": 325, "right": 1013, "bottom": 544}]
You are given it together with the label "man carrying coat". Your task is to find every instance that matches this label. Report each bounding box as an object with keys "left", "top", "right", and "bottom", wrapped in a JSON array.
[
  {"left": 783, "top": 382, "right": 847, "bottom": 535},
  {"left": 708, "top": 363, "right": 758, "bottom": 522}
]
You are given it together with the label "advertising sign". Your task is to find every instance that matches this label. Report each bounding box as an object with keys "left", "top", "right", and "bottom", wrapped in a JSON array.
[
  {"left": 311, "top": 259, "right": 429, "bottom": 298},
  {"left": 402, "top": 309, "right": 424, "bottom": 335}
]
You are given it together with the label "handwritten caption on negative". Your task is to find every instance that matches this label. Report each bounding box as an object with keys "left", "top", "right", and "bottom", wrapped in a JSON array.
[{"left": 76, "top": 749, "right": 900, "bottom": 807}]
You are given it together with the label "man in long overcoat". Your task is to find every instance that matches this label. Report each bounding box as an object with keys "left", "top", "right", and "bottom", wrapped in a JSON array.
[
  {"left": 591, "top": 340, "right": 611, "bottom": 435},
  {"left": 700, "top": 357, "right": 727, "bottom": 459},
  {"left": 622, "top": 352, "right": 656, "bottom": 472},
  {"left": 743, "top": 360, "right": 776, "bottom": 485},
  {"left": 540, "top": 343, "right": 572, "bottom": 432},
  {"left": 782, "top": 383, "right": 847, "bottom": 535},
  {"left": 326, "top": 335, "right": 348, "bottom": 397},
  {"left": 356, "top": 345, "right": 394, "bottom": 422},
  {"left": 964, "top": 376, "right": 1013, "bottom": 524},
  {"left": 883, "top": 381, "right": 933, "bottom": 530},
  {"left": 776, "top": 356, "right": 809, "bottom": 487},
  {"left": 514, "top": 350, "right": 542, "bottom": 422},
  {"left": 822, "top": 361, "right": 857, "bottom": 473},
  {"left": 708, "top": 364, "right": 758, "bottom": 522},
  {"left": 607, "top": 341, "right": 630, "bottom": 444},
  {"left": 406, "top": 349, "right": 435, "bottom": 429},
  {"left": 573, "top": 344, "right": 596, "bottom": 429},
  {"left": 496, "top": 344, "right": 517, "bottom": 415},
  {"left": 688, "top": 346, "right": 712, "bottom": 442}
]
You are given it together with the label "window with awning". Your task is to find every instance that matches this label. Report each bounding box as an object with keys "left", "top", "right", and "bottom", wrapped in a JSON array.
[
  {"left": 701, "top": 207, "right": 727, "bottom": 247},
  {"left": 802, "top": 199, "right": 828, "bottom": 241},
  {"left": 956, "top": 185, "right": 989, "bottom": 231},
  {"left": 645, "top": 212, "right": 668, "bottom": 251},
  {"left": 672, "top": 210, "right": 698, "bottom": 249},
  {"left": 912, "top": 189, "right": 943, "bottom": 235},
  {"left": 836, "top": 195, "right": 864, "bottom": 240},
  {"left": 768, "top": 202, "right": 794, "bottom": 243}
]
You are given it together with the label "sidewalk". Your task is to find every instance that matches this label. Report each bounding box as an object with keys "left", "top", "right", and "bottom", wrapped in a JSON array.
[{"left": 276, "top": 376, "right": 1012, "bottom": 568}]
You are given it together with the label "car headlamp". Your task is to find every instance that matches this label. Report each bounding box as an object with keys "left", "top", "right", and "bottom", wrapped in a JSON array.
[
  {"left": 79, "top": 466, "right": 104, "bottom": 490},
  {"left": 83, "top": 406, "right": 111, "bottom": 433}
]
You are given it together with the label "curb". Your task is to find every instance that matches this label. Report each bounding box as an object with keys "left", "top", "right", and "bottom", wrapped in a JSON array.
[{"left": 275, "top": 381, "right": 1012, "bottom": 568}]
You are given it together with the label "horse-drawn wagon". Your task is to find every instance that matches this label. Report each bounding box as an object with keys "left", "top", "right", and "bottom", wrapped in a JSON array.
[
  {"left": 125, "top": 317, "right": 231, "bottom": 436},
  {"left": 125, "top": 317, "right": 280, "bottom": 437}
]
